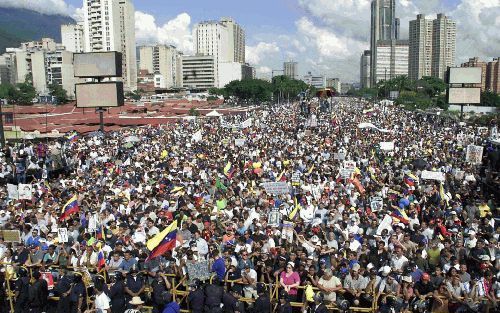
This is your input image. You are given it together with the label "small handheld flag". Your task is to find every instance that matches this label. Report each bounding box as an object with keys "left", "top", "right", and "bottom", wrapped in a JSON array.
[{"left": 59, "top": 195, "right": 79, "bottom": 221}]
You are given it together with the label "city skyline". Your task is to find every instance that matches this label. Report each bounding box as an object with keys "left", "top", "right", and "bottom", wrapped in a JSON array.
[{"left": 0, "top": 0, "right": 498, "bottom": 82}]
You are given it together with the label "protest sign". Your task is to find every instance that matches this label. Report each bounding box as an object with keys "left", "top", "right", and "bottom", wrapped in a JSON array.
[
  {"left": 191, "top": 130, "right": 202, "bottom": 142},
  {"left": 421, "top": 170, "right": 446, "bottom": 182},
  {"left": 240, "top": 118, "right": 252, "bottom": 128},
  {"left": 282, "top": 222, "right": 294, "bottom": 243},
  {"left": 334, "top": 153, "right": 346, "bottom": 160},
  {"left": 466, "top": 145, "right": 483, "bottom": 164},
  {"left": 7, "top": 184, "right": 19, "bottom": 200},
  {"left": 18, "top": 184, "right": 33, "bottom": 200},
  {"left": 453, "top": 169, "right": 465, "bottom": 180},
  {"left": 261, "top": 182, "right": 289, "bottom": 195},
  {"left": 291, "top": 172, "right": 301, "bottom": 186},
  {"left": 370, "top": 196, "right": 384, "bottom": 212},
  {"left": 491, "top": 126, "right": 498, "bottom": 139},
  {"left": 343, "top": 160, "right": 356, "bottom": 170},
  {"left": 57, "top": 228, "right": 69, "bottom": 243},
  {"left": 377, "top": 215, "right": 393, "bottom": 235},
  {"left": 340, "top": 168, "right": 352, "bottom": 179},
  {"left": 267, "top": 210, "right": 281, "bottom": 227},
  {"left": 235, "top": 138, "right": 245, "bottom": 147},
  {"left": 186, "top": 260, "right": 211, "bottom": 283},
  {"left": 41, "top": 272, "right": 55, "bottom": 290},
  {"left": 1, "top": 230, "right": 21, "bottom": 243},
  {"left": 379, "top": 142, "right": 395, "bottom": 151}
]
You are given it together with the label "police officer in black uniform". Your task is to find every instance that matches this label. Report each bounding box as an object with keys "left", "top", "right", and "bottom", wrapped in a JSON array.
[
  {"left": 55, "top": 267, "right": 73, "bottom": 312},
  {"left": 187, "top": 279, "right": 204, "bottom": 313},
  {"left": 124, "top": 266, "right": 145, "bottom": 309},
  {"left": 204, "top": 275, "right": 224, "bottom": 313},
  {"left": 14, "top": 267, "right": 30, "bottom": 313},
  {"left": 253, "top": 283, "right": 270, "bottom": 313},
  {"left": 109, "top": 271, "right": 126, "bottom": 313},
  {"left": 151, "top": 274, "right": 172, "bottom": 313},
  {"left": 69, "top": 273, "right": 87, "bottom": 313},
  {"left": 309, "top": 292, "right": 328, "bottom": 313},
  {"left": 222, "top": 288, "right": 244, "bottom": 313},
  {"left": 277, "top": 290, "right": 292, "bottom": 313}
]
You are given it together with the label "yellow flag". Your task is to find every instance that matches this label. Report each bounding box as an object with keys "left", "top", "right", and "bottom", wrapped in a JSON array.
[
  {"left": 223, "top": 162, "right": 232, "bottom": 175},
  {"left": 147, "top": 220, "right": 178, "bottom": 251},
  {"left": 307, "top": 164, "right": 315, "bottom": 175},
  {"left": 277, "top": 169, "right": 286, "bottom": 181}
]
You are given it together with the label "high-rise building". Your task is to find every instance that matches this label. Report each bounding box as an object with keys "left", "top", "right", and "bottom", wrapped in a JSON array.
[
  {"left": 82, "top": 0, "right": 137, "bottom": 91},
  {"left": 303, "top": 72, "right": 326, "bottom": 88},
  {"left": 370, "top": 0, "right": 397, "bottom": 86},
  {"left": 326, "top": 78, "right": 341, "bottom": 93},
  {"left": 241, "top": 63, "right": 255, "bottom": 80},
  {"left": 409, "top": 14, "right": 433, "bottom": 81},
  {"left": 375, "top": 40, "right": 409, "bottom": 83},
  {"left": 486, "top": 58, "right": 499, "bottom": 94},
  {"left": 461, "top": 57, "right": 487, "bottom": 91},
  {"left": 408, "top": 14, "right": 456, "bottom": 82},
  {"left": 360, "top": 50, "right": 371, "bottom": 88},
  {"left": 182, "top": 55, "right": 217, "bottom": 89},
  {"left": 432, "top": 13, "right": 456, "bottom": 80},
  {"left": 220, "top": 17, "right": 245, "bottom": 63},
  {"left": 1, "top": 38, "right": 80, "bottom": 98},
  {"left": 283, "top": 61, "right": 298, "bottom": 79},
  {"left": 61, "top": 23, "right": 85, "bottom": 52},
  {"left": 138, "top": 45, "right": 182, "bottom": 88}
]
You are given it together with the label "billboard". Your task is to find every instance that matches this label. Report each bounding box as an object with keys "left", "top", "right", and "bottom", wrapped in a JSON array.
[
  {"left": 448, "top": 67, "right": 482, "bottom": 84},
  {"left": 74, "top": 52, "right": 122, "bottom": 78},
  {"left": 447, "top": 88, "right": 481, "bottom": 104},
  {"left": 75, "top": 82, "right": 124, "bottom": 108}
]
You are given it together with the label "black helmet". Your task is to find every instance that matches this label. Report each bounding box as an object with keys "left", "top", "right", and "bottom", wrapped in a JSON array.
[
  {"left": 18, "top": 267, "right": 28, "bottom": 277},
  {"left": 313, "top": 292, "right": 324, "bottom": 303},
  {"left": 190, "top": 278, "right": 201, "bottom": 289}
]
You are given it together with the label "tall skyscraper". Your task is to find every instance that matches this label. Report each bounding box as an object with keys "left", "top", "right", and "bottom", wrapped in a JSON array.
[
  {"left": 283, "top": 61, "right": 298, "bottom": 79},
  {"left": 360, "top": 50, "right": 371, "bottom": 88},
  {"left": 408, "top": 14, "right": 456, "bottom": 82},
  {"left": 82, "top": 0, "right": 137, "bottom": 91},
  {"left": 409, "top": 14, "right": 433, "bottom": 81},
  {"left": 61, "top": 22, "right": 85, "bottom": 53},
  {"left": 432, "top": 14, "right": 456, "bottom": 80},
  {"left": 461, "top": 57, "right": 487, "bottom": 91},
  {"left": 138, "top": 45, "right": 182, "bottom": 88},
  {"left": 220, "top": 17, "right": 245, "bottom": 63},
  {"left": 370, "top": 0, "right": 398, "bottom": 86}
]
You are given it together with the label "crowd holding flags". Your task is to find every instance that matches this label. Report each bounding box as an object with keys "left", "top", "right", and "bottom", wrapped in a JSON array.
[{"left": 59, "top": 195, "right": 79, "bottom": 221}]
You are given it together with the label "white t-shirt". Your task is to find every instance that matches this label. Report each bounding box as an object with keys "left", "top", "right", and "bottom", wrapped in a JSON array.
[{"left": 95, "top": 292, "right": 111, "bottom": 310}]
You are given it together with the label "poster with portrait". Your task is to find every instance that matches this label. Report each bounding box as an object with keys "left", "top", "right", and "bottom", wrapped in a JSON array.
[
  {"left": 41, "top": 272, "right": 55, "bottom": 290},
  {"left": 57, "top": 228, "right": 69, "bottom": 243},
  {"left": 267, "top": 210, "right": 281, "bottom": 227},
  {"left": 466, "top": 145, "right": 483, "bottom": 164},
  {"left": 18, "top": 184, "right": 33, "bottom": 200},
  {"left": 282, "top": 222, "right": 294, "bottom": 243},
  {"left": 7, "top": 184, "right": 19, "bottom": 200}
]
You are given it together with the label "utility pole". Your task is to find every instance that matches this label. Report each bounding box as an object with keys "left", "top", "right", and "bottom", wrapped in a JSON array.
[{"left": 0, "top": 100, "right": 5, "bottom": 147}]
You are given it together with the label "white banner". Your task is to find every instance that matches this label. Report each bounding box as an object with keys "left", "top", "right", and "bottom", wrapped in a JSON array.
[
  {"left": 261, "top": 182, "right": 289, "bottom": 195},
  {"left": 377, "top": 215, "right": 394, "bottom": 235},
  {"left": 191, "top": 130, "right": 202, "bottom": 142},
  {"left": 358, "top": 122, "right": 391, "bottom": 133},
  {"left": 334, "top": 153, "right": 346, "bottom": 160},
  {"left": 421, "top": 170, "right": 446, "bottom": 182},
  {"left": 235, "top": 138, "right": 245, "bottom": 146},
  {"left": 466, "top": 145, "right": 483, "bottom": 164},
  {"left": 240, "top": 118, "right": 253, "bottom": 128},
  {"left": 380, "top": 141, "right": 395, "bottom": 151}
]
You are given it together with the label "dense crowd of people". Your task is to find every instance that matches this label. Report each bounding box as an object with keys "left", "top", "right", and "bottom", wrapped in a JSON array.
[{"left": 0, "top": 97, "right": 498, "bottom": 313}]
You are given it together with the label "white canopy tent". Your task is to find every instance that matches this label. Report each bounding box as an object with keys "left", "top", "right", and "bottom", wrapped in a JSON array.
[{"left": 206, "top": 110, "right": 222, "bottom": 117}]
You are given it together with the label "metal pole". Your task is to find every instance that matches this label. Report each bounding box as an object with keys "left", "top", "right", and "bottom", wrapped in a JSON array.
[
  {"left": 0, "top": 100, "right": 5, "bottom": 147},
  {"left": 99, "top": 107, "right": 104, "bottom": 132},
  {"left": 5, "top": 274, "right": 14, "bottom": 313}
]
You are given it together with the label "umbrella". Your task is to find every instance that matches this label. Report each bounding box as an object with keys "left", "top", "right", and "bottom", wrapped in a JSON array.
[
  {"left": 412, "top": 158, "right": 428, "bottom": 170},
  {"left": 124, "top": 135, "right": 140, "bottom": 143}
]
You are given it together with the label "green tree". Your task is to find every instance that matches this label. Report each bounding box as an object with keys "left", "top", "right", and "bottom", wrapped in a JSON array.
[
  {"left": 16, "top": 82, "right": 37, "bottom": 104},
  {"left": 188, "top": 108, "right": 200, "bottom": 116},
  {"left": 418, "top": 76, "right": 447, "bottom": 97},
  {"left": 224, "top": 79, "right": 273, "bottom": 102},
  {"left": 396, "top": 90, "right": 432, "bottom": 110},
  {"left": 0, "top": 84, "right": 17, "bottom": 101},
  {"left": 481, "top": 91, "right": 500, "bottom": 107},
  {"left": 48, "top": 83, "right": 68, "bottom": 104}
]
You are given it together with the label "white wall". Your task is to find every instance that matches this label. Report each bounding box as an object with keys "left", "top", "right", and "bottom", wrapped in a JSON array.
[{"left": 218, "top": 62, "right": 242, "bottom": 88}]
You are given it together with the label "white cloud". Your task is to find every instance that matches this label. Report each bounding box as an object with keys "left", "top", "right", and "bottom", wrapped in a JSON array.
[
  {"left": 257, "top": 66, "right": 272, "bottom": 74},
  {"left": 0, "top": 0, "right": 72, "bottom": 16},
  {"left": 245, "top": 42, "right": 280, "bottom": 65},
  {"left": 135, "top": 11, "right": 194, "bottom": 55}
]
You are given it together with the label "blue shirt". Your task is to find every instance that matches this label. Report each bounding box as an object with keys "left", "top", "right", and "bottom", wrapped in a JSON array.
[
  {"left": 119, "top": 257, "right": 138, "bottom": 271},
  {"left": 211, "top": 257, "right": 226, "bottom": 280},
  {"left": 162, "top": 301, "right": 180, "bottom": 313}
]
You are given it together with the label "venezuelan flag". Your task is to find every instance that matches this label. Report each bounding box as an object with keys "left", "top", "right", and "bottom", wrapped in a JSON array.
[
  {"left": 391, "top": 208, "right": 409, "bottom": 224},
  {"left": 223, "top": 161, "right": 235, "bottom": 178},
  {"left": 66, "top": 131, "right": 78, "bottom": 142},
  {"left": 96, "top": 224, "right": 104, "bottom": 240},
  {"left": 404, "top": 173, "right": 418, "bottom": 186},
  {"left": 59, "top": 195, "right": 79, "bottom": 221},
  {"left": 97, "top": 250, "right": 106, "bottom": 269},
  {"left": 277, "top": 169, "right": 286, "bottom": 182},
  {"left": 146, "top": 220, "right": 178, "bottom": 260}
]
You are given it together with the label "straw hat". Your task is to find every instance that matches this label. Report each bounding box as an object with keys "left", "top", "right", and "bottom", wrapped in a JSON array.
[{"left": 129, "top": 296, "right": 144, "bottom": 305}]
